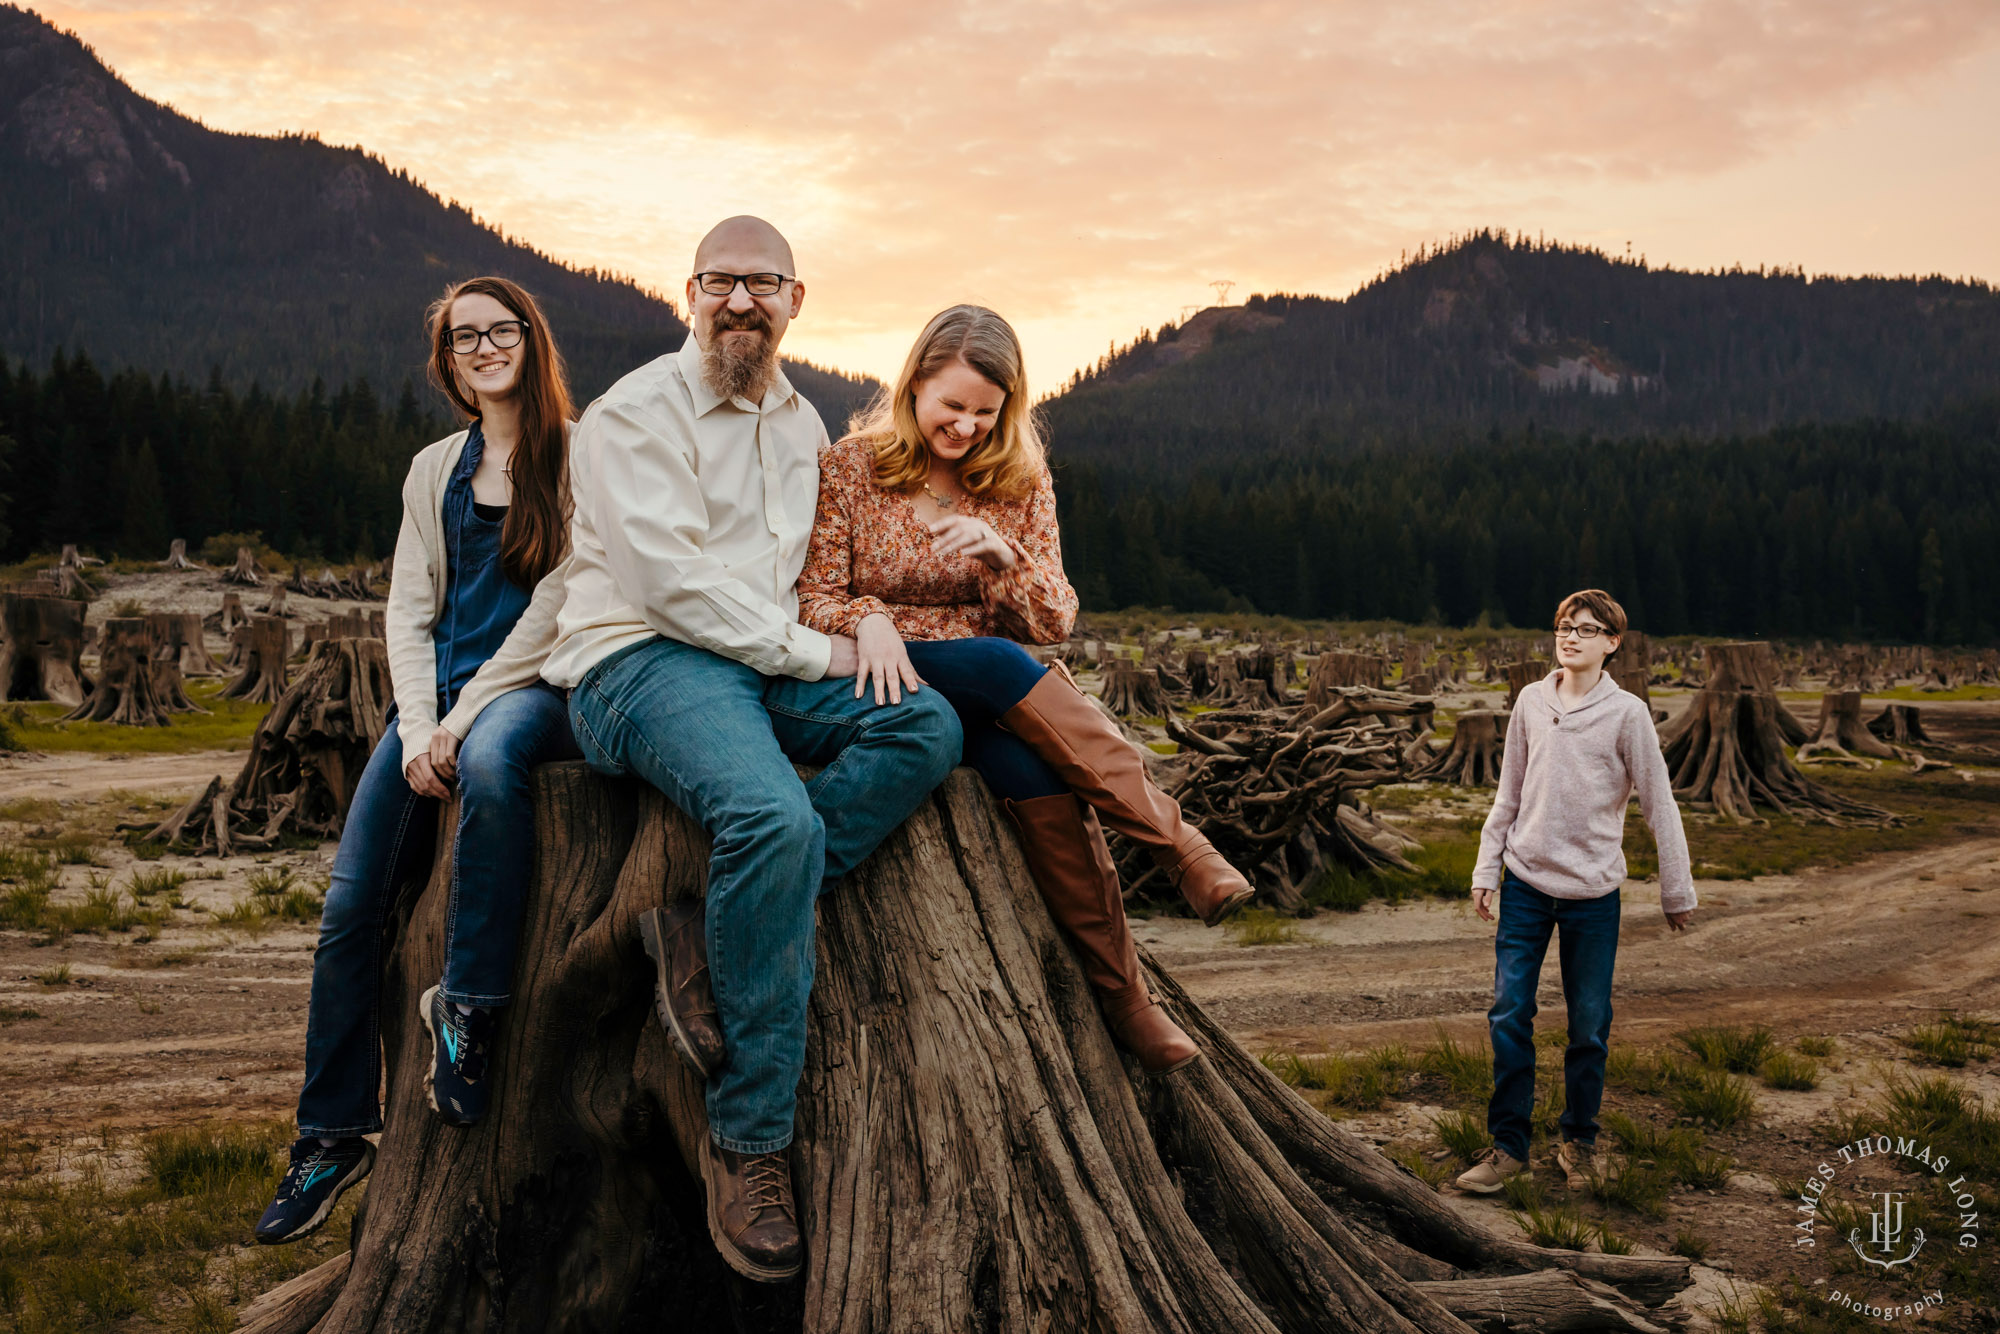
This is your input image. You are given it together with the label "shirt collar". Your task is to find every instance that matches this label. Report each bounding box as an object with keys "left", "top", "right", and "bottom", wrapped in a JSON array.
[
  {"left": 675, "top": 332, "right": 798, "bottom": 418},
  {"left": 451, "top": 420, "right": 485, "bottom": 483}
]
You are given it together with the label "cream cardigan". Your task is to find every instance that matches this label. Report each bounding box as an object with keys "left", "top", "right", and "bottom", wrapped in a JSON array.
[{"left": 385, "top": 428, "right": 571, "bottom": 768}]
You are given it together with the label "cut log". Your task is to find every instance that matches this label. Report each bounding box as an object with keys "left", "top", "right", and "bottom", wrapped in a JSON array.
[
  {"left": 161, "top": 538, "right": 203, "bottom": 570},
  {"left": 1305, "top": 653, "right": 1385, "bottom": 707},
  {"left": 0, "top": 591, "right": 90, "bottom": 705},
  {"left": 222, "top": 617, "right": 291, "bottom": 704},
  {"left": 132, "top": 638, "right": 393, "bottom": 854},
  {"left": 64, "top": 618, "right": 171, "bottom": 726},
  {"left": 224, "top": 546, "right": 267, "bottom": 587},
  {"left": 1415, "top": 1270, "right": 1685, "bottom": 1333},
  {"left": 1657, "top": 643, "right": 1901, "bottom": 826},
  {"left": 1410, "top": 710, "right": 1507, "bottom": 787},
  {"left": 1101, "top": 661, "right": 1171, "bottom": 718},
  {"left": 147, "top": 611, "right": 223, "bottom": 677},
  {"left": 240, "top": 765, "right": 1690, "bottom": 1333},
  {"left": 1867, "top": 704, "right": 1933, "bottom": 746}
]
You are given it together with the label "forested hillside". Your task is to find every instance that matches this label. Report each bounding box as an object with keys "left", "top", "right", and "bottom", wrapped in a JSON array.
[
  {"left": 0, "top": 7, "right": 875, "bottom": 418},
  {"left": 1054, "top": 403, "right": 2000, "bottom": 644},
  {"left": 1044, "top": 234, "right": 2000, "bottom": 474}
]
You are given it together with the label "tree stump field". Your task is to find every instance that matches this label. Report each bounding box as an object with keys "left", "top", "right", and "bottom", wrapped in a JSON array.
[{"left": 240, "top": 764, "right": 1692, "bottom": 1334}]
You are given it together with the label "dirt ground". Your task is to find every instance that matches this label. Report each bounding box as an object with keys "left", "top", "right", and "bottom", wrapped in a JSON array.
[{"left": 4, "top": 677, "right": 1999, "bottom": 1324}]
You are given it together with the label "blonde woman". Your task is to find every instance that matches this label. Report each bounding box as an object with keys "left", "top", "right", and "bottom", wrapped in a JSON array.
[{"left": 797, "top": 304, "right": 1254, "bottom": 1073}]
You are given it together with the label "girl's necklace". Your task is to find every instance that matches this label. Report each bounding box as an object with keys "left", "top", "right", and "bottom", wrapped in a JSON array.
[{"left": 922, "top": 482, "right": 958, "bottom": 510}]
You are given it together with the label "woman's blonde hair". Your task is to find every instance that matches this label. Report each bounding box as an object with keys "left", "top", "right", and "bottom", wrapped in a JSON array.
[{"left": 846, "top": 305, "right": 1045, "bottom": 500}]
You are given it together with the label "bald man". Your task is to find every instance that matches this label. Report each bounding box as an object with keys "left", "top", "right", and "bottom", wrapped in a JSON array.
[{"left": 544, "top": 217, "right": 962, "bottom": 1281}]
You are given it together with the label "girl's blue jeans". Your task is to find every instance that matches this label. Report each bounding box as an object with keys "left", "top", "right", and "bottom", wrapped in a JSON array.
[{"left": 296, "top": 682, "right": 580, "bottom": 1138}]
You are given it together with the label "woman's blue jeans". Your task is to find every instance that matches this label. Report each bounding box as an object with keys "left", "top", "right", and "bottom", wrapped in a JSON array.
[
  {"left": 903, "top": 638, "right": 1067, "bottom": 802},
  {"left": 1485, "top": 871, "right": 1621, "bottom": 1163},
  {"left": 296, "top": 683, "right": 581, "bottom": 1138},
  {"left": 568, "top": 635, "right": 962, "bottom": 1154}
]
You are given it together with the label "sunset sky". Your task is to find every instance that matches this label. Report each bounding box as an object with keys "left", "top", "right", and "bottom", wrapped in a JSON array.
[{"left": 32, "top": 0, "right": 2000, "bottom": 391}]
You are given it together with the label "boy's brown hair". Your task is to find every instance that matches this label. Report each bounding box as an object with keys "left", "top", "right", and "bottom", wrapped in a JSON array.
[{"left": 1554, "top": 588, "right": 1628, "bottom": 662}]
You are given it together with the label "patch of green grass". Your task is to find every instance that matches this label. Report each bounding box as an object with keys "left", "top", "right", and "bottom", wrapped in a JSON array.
[
  {"left": 36, "top": 963, "right": 72, "bottom": 986},
  {"left": 1900, "top": 1013, "right": 1998, "bottom": 1067},
  {"left": 1595, "top": 1223, "right": 1636, "bottom": 1255},
  {"left": 1226, "top": 907, "right": 1302, "bottom": 945},
  {"left": 1670, "top": 1068, "right": 1760, "bottom": 1130},
  {"left": 1420, "top": 1029, "right": 1494, "bottom": 1103},
  {"left": 1432, "top": 1109, "right": 1492, "bottom": 1164},
  {"left": 0, "top": 797, "right": 62, "bottom": 823},
  {"left": 1500, "top": 1171, "right": 1544, "bottom": 1210},
  {"left": 1512, "top": 1201, "right": 1594, "bottom": 1250},
  {"left": 1877, "top": 1072, "right": 2000, "bottom": 1179},
  {"left": 1385, "top": 1144, "right": 1451, "bottom": 1189},
  {"left": 1259, "top": 1047, "right": 1405, "bottom": 1112},
  {"left": 5, "top": 680, "right": 269, "bottom": 754},
  {"left": 141, "top": 1122, "right": 282, "bottom": 1197},
  {"left": 1591, "top": 1160, "right": 1670, "bottom": 1217},
  {"left": 1794, "top": 1035, "right": 1839, "bottom": 1059},
  {"left": 1672, "top": 1227, "right": 1710, "bottom": 1262},
  {"left": 211, "top": 881, "right": 325, "bottom": 932},
  {"left": 1760, "top": 1050, "right": 1822, "bottom": 1090},
  {"left": 1676, "top": 1024, "right": 1777, "bottom": 1073},
  {"left": 0, "top": 1004, "right": 41, "bottom": 1024},
  {"left": 128, "top": 866, "right": 191, "bottom": 900}
]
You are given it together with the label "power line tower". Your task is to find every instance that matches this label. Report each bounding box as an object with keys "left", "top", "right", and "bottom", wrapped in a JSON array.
[{"left": 1209, "top": 279, "right": 1236, "bottom": 306}]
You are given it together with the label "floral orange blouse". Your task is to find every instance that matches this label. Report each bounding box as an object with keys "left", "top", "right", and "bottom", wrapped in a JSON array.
[{"left": 797, "top": 437, "right": 1079, "bottom": 644}]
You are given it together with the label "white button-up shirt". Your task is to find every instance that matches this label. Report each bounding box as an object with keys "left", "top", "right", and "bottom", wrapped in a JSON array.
[{"left": 543, "top": 334, "right": 835, "bottom": 686}]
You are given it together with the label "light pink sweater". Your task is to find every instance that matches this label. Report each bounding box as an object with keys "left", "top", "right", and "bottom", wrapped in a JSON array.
[{"left": 1472, "top": 670, "right": 1696, "bottom": 914}]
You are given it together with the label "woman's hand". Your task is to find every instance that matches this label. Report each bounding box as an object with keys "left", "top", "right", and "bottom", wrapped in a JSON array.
[
  {"left": 854, "top": 613, "right": 923, "bottom": 706},
  {"left": 429, "top": 727, "right": 461, "bottom": 782},
  {"left": 404, "top": 750, "right": 452, "bottom": 800},
  {"left": 927, "top": 514, "right": 1016, "bottom": 571}
]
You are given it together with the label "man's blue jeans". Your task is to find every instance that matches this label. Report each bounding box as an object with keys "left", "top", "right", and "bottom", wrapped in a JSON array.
[
  {"left": 1486, "top": 871, "right": 1621, "bottom": 1164},
  {"left": 297, "top": 682, "right": 580, "bottom": 1138},
  {"left": 567, "top": 636, "right": 962, "bottom": 1154}
]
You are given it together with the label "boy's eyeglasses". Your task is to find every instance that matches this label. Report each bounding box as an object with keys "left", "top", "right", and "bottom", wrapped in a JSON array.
[
  {"left": 448, "top": 322, "right": 526, "bottom": 354},
  {"left": 694, "top": 271, "right": 792, "bottom": 297},
  {"left": 1555, "top": 622, "right": 1610, "bottom": 640}
]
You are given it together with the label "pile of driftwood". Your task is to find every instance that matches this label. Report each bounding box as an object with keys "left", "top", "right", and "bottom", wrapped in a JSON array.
[
  {"left": 129, "top": 637, "right": 392, "bottom": 854},
  {"left": 1131, "top": 686, "right": 1438, "bottom": 911}
]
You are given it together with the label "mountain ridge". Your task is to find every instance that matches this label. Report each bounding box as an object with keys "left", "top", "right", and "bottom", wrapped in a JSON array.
[{"left": 0, "top": 5, "right": 877, "bottom": 422}]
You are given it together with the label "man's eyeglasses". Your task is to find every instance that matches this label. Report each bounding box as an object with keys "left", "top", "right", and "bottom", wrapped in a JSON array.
[
  {"left": 1556, "top": 622, "right": 1611, "bottom": 640},
  {"left": 694, "top": 271, "right": 793, "bottom": 298},
  {"left": 448, "top": 321, "right": 526, "bottom": 355}
]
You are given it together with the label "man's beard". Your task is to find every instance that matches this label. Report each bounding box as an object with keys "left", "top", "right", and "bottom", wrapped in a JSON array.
[{"left": 701, "top": 312, "right": 778, "bottom": 404}]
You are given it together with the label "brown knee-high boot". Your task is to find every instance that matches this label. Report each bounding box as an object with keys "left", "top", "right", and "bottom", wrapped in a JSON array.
[
  {"left": 1000, "top": 669, "right": 1255, "bottom": 926},
  {"left": 1003, "top": 793, "right": 1198, "bottom": 1074}
]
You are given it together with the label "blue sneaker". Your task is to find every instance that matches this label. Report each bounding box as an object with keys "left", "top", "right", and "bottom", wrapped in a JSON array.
[
  {"left": 255, "top": 1136, "right": 374, "bottom": 1244},
  {"left": 421, "top": 984, "right": 495, "bottom": 1126}
]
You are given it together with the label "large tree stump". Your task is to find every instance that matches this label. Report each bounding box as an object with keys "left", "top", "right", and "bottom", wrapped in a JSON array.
[
  {"left": 161, "top": 538, "right": 202, "bottom": 570},
  {"left": 133, "top": 639, "right": 393, "bottom": 854},
  {"left": 64, "top": 618, "right": 171, "bottom": 726},
  {"left": 223, "top": 617, "right": 292, "bottom": 703},
  {"left": 0, "top": 591, "right": 89, "bottom": 705},
  {"left": 147, "top": 611, "right": 224, "bottom": 677},
  {"left": 267, "top": 585, "right": 292, "bottom": 618},
  {"left": 1305, "top": 653, "right": 1385, "bottom": 707},
  {"left": 1101, "top": 661, "right": 1171, "bottom": 718},
  {"left": 241, "top": 766, "right": 1691, "bottom": 1333},
  {"left": 224, "top": 546, "right": 268, "bottom": 587},
  {"left": 1795, "top": 690, "right": 1896, "bottom": 765},
  {"left": 1867, "top": 704, "right": 1932, "bottom": 746},
  {"left": 1410, "top": 710, "right": 1508, "bottom": 787},
  {"left": 1503, "top": 661, "right": 1547, "bottom": 708},
  {"left": 1657, "top": 643, "right": 1899, "bottom": 826}
]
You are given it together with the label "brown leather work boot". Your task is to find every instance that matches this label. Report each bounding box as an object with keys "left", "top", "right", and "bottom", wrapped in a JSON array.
[
  {"left": 700, "top": 1140, "right": 803, "bottom": 1282},
  {"left": 1000, "top": 670, "right": 1255, "bottom": 927},
  {"left": 639, "top": 901, "right": 726, "bottom": 1078},
  {"left": 1004, "top": 793, "right": 1199, "bottom": 1073}
]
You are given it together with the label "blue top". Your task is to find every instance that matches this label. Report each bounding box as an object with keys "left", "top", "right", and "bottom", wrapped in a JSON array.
[{"left": 433, "top": 421, "right": 533, "bottom": 711}]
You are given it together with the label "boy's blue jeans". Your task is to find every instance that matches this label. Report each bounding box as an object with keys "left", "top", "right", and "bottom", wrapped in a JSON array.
[
  {"left": 297, "top": 683, "right": 581, "bottom": 1138},
  {"left": 1486, "top": 871, "right": 1621, "bottom": 1163},
  {"left": 568, "top": 635, "right": 962, "bottom": 1154}
]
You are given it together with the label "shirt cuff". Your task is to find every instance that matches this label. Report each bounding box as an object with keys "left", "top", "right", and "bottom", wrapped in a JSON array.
[{"left": 787, "top": 626, "right": 835, "bottom": 682}]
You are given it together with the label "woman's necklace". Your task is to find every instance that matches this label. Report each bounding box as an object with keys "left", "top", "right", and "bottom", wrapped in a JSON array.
[{"left": 921, "top": 482, "right": 958, "bottom": 511}]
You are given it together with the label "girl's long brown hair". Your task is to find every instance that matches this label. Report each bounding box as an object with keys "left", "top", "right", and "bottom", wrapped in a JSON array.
[
  {"left": 845, "top": 304, "right": 1045, "bottom": 501},
  {"left": 424, "top": 276, "right": 574, "bottom": 587}
]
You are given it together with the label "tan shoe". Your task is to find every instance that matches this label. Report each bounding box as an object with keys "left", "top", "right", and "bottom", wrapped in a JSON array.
[
  {"left": 1004, "top": 793, "right": 1199, "bottom": 1073},
  {"left": 1556, "top": 1139, "right": 1602, "bottom": 1191},
  {"left": 699, "top": 1140, "right": 803, "bottom": 1283},
  {"left": 999, "top": 670, "right": 1255, "bottom": 926},
  {"left": 1454, "top": 1145, "right": 1528, "bottom": 1195},
  {"left": 639, "top": 902, "right": 726, "bottom": 1078}
]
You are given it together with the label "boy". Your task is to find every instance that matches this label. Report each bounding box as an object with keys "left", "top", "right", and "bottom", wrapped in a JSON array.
[{"left": 1455, "top": 589, "right": 1695, "bottom": 1194}]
